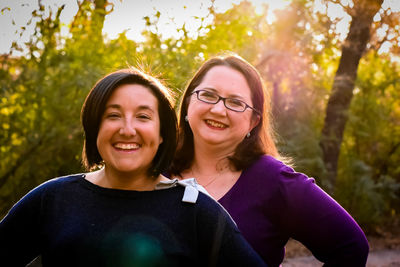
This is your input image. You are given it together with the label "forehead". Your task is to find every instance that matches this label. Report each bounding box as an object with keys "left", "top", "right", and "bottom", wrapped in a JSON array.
[
  {"left": 200, "top": 65, "right": 252, "bottom": 98},
  {"left": 106, "top": 83, "right": 158, "bottom": 108}
]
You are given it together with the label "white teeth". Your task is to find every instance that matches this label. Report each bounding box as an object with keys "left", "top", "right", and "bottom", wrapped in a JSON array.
[
  {"left": 114, "top": 143, "right": 139, "bottom": 150},
  {"left": 206, "top": 120, "right": 227, "bottom": 128}
]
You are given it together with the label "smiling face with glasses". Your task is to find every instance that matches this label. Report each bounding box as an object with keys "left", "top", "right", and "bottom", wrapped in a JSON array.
[{"left": 186, "top": 65, "right": 260, "bottom": 151}]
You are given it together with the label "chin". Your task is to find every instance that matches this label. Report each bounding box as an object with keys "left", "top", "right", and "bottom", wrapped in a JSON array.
[
  {"left": 109, "top": 163, "right": 141, "bottom": 173},
  {"left": 204, "top": 138, "right": 226, "bottom": 145}
]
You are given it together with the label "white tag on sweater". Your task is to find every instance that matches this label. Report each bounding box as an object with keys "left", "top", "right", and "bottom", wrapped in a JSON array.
[
  {"left": 181, "top": 185, "right": 198, "bottom": 203},
  {"left": 155, "top": 177, "right": 213, "bottom": 203}
]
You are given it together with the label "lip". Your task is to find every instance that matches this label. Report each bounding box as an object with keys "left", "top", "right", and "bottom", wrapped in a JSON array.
[{"left": 204, "top": 119, "right": 228, "bottom": 130}]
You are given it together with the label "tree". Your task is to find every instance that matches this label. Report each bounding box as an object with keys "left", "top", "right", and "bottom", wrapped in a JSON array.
[
  {"left": 0, "top": 0, "right": 110, "bottom": 216},
  {"left": 1, "top": 0, "right": 399, "bottom": 230},
  {"left": 319, "top": 0, "right": 383, "bottom": 189}
]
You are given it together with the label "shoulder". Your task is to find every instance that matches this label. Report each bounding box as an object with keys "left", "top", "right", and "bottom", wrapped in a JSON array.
[
  {"left": 34, "top": 173, "right": 84, "bottom": 191},
  {"left": 245, "top": 155, "right": 287, "bottom": 178},
  {"left": 196, "top": 191, "right": 227, "bottom": 211},
  {"left": 158, "top": 180, "right": 238, "bottom": 228},
  {"left": 197, "top": 191, "right": 237, "bottom": 224},
  {"left": 172, "top": 179, "right": 228, "bottom": 214},
  {"left": 157, "top": 178, "right": 228, "bottom": 214},
  {"left": 19, "top": 174, "right": 84, "bottom": 202},
  {"left": 242, "top": 155, "right": 315, "bottom": 190},
  {"left": 1, "top": 174, "right": 84, "bottom": 223},
  {"left": 240, "top": 155, "right": 319, "bottom": 210},
  {"left": 247, "top": 155, "right": 298, "bottom": 175},
  {"left": 246, "top": 155, "right": 315, "bottom": 186},
  {"left": 194, "top": 192, "right": 241, "bottom": 238}
]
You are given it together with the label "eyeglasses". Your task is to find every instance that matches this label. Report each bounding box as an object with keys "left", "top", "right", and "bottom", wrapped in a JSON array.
[{"left": 191, "top": 90, "right": 260, "bottom": 114}]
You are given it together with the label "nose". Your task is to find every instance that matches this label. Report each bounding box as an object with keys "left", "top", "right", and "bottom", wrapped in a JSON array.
[
  {"left": 119, "top": 118, "right": 136, "bottom": 136},
  {"left": 210, "top": 99, "right": 227, "bottom": 115}
]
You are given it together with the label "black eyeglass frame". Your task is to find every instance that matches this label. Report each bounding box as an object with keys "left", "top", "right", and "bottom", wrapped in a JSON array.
[{"left": 191, "top": 90, "right": 260, "bottom": 114}]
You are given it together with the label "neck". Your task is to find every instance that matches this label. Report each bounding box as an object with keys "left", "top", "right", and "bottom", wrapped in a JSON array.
[
  {"left": 187, "top": 145, "right": 241, "bottom": 193},
  {"left": 192, "top": 143, "right": 234, "bottom": 176},
  {"left": 89, "top": 167, "right": 162, "bottom": 191},
  {"left": 183, "top": 143, "right": 234, "bottom": 190}
]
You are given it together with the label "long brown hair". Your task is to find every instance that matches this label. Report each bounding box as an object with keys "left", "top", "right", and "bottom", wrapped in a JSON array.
[{"left": 170, "top": 54, "right": 279, "bottom": 175}]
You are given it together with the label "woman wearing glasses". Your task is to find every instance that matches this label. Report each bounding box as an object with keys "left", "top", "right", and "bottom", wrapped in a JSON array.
[{"left": 169, "top": 54, "right": 369, "bottom": 266}]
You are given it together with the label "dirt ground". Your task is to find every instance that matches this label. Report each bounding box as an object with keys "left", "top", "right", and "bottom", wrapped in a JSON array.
[{"left": 283, "top": 231, "right": 400, "bottom": 267}]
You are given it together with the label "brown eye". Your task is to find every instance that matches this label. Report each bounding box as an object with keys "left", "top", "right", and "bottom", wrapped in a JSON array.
[
  {"left": 137, "top": 113, "right": 151, "bottom": 120},
  {"left": 227, "top": 98, "right": 245, "bottom": 108},
  {"left": 199, "top": 91, "right": 218, "bottom": 102},
  {"left": 105, "top": 113, "right": 120, "bottom": 119}
]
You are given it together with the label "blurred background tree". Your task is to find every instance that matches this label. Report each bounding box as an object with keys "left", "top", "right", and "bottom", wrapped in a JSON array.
[{"left": 0, "top": 0, "right": 399, "bottom": 233}]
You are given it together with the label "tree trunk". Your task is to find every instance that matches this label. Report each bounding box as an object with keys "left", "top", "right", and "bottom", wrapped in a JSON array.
[{"left": 320, "top": 0, "right": 383, "bottom": 189}]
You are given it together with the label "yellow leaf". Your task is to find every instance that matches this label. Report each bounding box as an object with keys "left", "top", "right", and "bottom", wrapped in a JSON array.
[
  {"left": 0, "top": 107, "right": 10, "bottom": 115},
  {"left": 11, "top": 133, "right": 23, "bottom": 146}
]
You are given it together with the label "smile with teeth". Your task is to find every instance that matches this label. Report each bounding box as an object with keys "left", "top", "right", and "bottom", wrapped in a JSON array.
[
  {"left": 114, "top": 143, "right": 140, "bottom": 150},
  {"left": 205, "top": 119, "right": 227, "bottom": 129}
]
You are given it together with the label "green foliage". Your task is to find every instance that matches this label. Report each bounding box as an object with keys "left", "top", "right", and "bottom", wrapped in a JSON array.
[
  {"left": 0, "top": 0, "right": 273, "bottom": 217},
  {"left": 334, "top": 50, "right": 400, "bottom": 228},
  {"left": 335, "top": 158, "right": 400, "bottom": 230},
  {"left": 1, "top": 0, "right": 399, "bottom": 232},
  {"left": 0, "top": 2, "right": 108, "bottom": 215}
]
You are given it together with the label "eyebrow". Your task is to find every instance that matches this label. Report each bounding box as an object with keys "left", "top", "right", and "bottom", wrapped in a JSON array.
[
  {"left": 105, "top": 104, "right": 155, "bottom": 113},
  {"left": 201, "top": 87, "right": 245, "bottom": 100},
  {"left": 105, "top": 104, "right": 121, "bottom": 110}
]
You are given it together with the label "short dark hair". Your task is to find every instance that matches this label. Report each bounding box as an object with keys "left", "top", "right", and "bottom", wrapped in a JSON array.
[
  {"left": 170, "top": 54, "right": 278, "bottom": 175},
  {"left": 81, "top": 68, "right": 177, "bottom": 177}
]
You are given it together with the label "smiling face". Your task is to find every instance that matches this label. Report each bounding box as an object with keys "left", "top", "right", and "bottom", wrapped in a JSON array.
[
  {"left": 96, "top": 84, "right": 163, "bottom": 176},
  {"left": 186, "top": 65, "right": 258, "bottom": 153}
]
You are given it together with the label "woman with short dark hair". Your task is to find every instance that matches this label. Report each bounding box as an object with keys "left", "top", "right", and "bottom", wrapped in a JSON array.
[
  {"left": 81, "top": 68, "right": 177, "bottom": 177},
  {"left": 0, "top": 68, "right": 266, "bottom": 267}
]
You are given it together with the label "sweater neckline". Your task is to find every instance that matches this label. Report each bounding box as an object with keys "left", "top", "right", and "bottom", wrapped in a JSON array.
[
  {"left": 78, "top": 174, "right": 171, "bottom": 197},
  {"left": 78, "top": 174, "right": 203, "bottom": 203}
]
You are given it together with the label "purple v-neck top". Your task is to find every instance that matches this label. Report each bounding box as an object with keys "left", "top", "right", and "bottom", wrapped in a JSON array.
[{"left": 218, "top": 155, "right": 369, "bottom": 267}]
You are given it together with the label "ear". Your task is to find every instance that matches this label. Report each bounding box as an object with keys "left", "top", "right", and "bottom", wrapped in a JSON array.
[
  {"left": 249, "top": 114, "right": 260, "bottom": 132},
  {"left": 159, "top": 136, "right": 163, "bottom": 145}
]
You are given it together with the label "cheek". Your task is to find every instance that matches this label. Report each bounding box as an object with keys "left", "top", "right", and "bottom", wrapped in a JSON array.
[
  {"left": 97, "top": 123, "right": 109, "bottom": 140},
  {"left": 152, "top": 131, "right": 163, "bottom": 147},
  {"left": 96, "top": 129, "right": 107, "bottom": 155},
  {"left": 186, "top": 101, "right": 204, "bottom": 121},
  {"left": 96, "top": 121, "right": 116, "bottom": 147},
  {"left": 144, "top": 122, "right": 162, "bottom": 145},
  {"left": 96, "top": 126, "right": 104, "bottom": 146},
  {"left": 235, "top": 113, "right": 254, "bottom": 130}
]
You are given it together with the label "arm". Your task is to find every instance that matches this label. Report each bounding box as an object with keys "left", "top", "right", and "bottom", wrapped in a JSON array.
[
  {"left": 0, "top": 185, "right": 44, "bottom": 266},
  {"left": 196, "top": 194, "right": 267, "bottom": 267},
  {"left": 278, "top": 165, "right": 369, "bottom": 266}
]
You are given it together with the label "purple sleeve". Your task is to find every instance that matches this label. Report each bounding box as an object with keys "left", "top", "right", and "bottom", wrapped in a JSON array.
[{"left": 278, "top": 164, "right": 369, "bottom": 266}]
